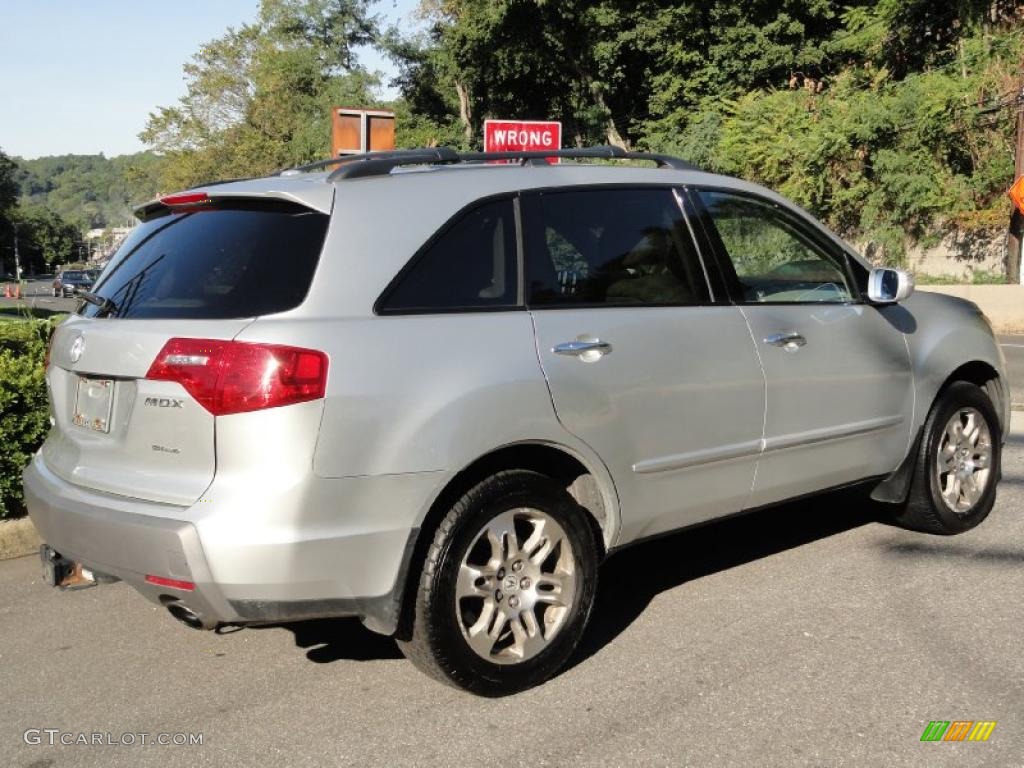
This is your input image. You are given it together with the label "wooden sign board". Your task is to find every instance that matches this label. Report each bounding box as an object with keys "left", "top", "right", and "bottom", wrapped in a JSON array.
[{"left": 332, "top": 107, "right": 396, "bottom": 156}]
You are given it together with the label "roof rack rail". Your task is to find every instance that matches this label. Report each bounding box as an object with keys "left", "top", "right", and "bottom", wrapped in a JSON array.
[
  {"left": 276, "top": 148, "right": 460, "bottom": 177},
  {"left": 327, "top": 148, "right": 462, "bottom": 180},
  {"left": 274, "top": 145, "right": 700, "bottom": 181},
  {"left": 458, "top": 145, "right": 699, "bottom": 171}
]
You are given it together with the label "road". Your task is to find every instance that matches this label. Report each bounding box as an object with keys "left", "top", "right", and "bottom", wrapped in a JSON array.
[
  {"left": 0, "top": 278, "right": 80, "bottom": 317},
  {"left": 2, "top": 414, "right": 1021, "bottom": 767}
]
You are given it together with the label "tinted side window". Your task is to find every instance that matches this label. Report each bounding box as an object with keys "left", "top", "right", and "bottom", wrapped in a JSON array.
[
  {"left": 381, "top": 198, "right": 517, "bottom": 312},
  {"left": 83, "top": 200, "right": 328, "bottom": 319},
  {"left": 697, "top": 191, "right": 852, "bottom": 304},
  {"left": 524, "top": 188, "right": 708, "bottom": 307}
]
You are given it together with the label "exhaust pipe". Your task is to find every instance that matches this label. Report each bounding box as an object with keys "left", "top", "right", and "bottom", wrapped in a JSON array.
[{"left": 165, "top": 600, "right": 205, "bottom": 630}]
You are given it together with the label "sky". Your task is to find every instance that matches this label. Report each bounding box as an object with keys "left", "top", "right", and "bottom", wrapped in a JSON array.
[{"left": 0, "top": 0, "right": 419, "bottom": 160}]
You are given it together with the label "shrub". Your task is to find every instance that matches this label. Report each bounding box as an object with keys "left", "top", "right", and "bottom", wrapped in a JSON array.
[{"left": 0, "top": 319, "right": 59, "bottom": 519}]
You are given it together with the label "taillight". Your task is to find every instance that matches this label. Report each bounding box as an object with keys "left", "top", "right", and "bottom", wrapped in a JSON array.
[
  {"left": 160, "top": 191, "right": 211, "bottom": 207},
  {"left": 146, "top": 338, "right": 328, "bottom": 416}
]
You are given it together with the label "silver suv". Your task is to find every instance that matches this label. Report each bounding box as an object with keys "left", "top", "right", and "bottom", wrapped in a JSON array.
[{"left": 25, "top": 146, "right": 1008, "bottom": 695}]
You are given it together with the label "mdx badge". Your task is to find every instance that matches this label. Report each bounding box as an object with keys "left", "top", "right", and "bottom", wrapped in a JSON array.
[{"left": 144, "top": 397, "right": 184, "bottom": 408}]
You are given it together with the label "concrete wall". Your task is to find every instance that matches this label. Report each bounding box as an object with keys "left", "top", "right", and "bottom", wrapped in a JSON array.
[
  {"left": 919, "top": 285, "right": 1024, "bottom": 333},
  {"left": 904, "top": 230, "right": 1007, "bottom": 279},
  {"left": 857, "top": 229, "right": 1010, "bottom": 280}
]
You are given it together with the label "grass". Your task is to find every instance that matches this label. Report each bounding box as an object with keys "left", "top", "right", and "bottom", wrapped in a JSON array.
[
  {"left": 913, "top": 269, "right": 1007, "bottom": 285},
  {"left": 0, "top": 305, "right": 69, "bottom": 321}
]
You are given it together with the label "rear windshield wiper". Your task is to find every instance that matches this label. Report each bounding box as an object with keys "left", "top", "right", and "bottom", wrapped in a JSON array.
[{"left": 75, "top": 289, "right": 118, "bottom": 317}]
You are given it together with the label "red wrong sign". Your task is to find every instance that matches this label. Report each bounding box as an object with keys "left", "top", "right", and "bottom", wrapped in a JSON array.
[{"left": 484, "top": 120, "right": 562, "bottom": 155}]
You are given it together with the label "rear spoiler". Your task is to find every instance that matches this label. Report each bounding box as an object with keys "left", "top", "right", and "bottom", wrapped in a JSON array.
[{"left": 134, "top": 182, "right": 334, "bottom": 221}]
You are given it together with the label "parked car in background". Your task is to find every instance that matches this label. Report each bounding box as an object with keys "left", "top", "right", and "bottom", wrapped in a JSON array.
[
  {"left": 26, "top": 146, "right": 1009, "bottom": 696},
  {"left": 52, "top": 270, "right": 95, "bottom": 297}
]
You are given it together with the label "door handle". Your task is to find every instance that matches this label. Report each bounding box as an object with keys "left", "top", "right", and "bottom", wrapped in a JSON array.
[
  {"left": 764, "top": 332, "right": 807, "bottom": 350},
  {"left": 553, "top": 339, "right": 613, "bottom": 361}
]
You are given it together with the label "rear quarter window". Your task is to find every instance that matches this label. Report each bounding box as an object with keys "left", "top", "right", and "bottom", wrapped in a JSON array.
[
  {"left": 83, "top": 200, "right": 329, "bottom": 319},
  {"left": 377, "top": 196, "right": 518, "bottom": 313}
]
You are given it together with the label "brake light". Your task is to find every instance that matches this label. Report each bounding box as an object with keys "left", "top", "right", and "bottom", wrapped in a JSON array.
[
  {"left": 160, "top": 191, "right": 211, "bottom": 208},
  {"left": 145, "top": 574, "right": 195, "bottom": 591},
  {"left": 146, "top": 338, "right": 328, "bottom": 415}
]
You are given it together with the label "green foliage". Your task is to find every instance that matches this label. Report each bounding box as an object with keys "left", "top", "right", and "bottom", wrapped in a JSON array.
[
  {"left": 10, "top": 204, "right": 84, "bottom": 273},
  {"left": 1, "top": 148, "right": 102, "bottom": 274},
  {"left": 0, "top": 318, "right": 57, "bottom": 519},
  {"left": 142, "top": 0, "right": 382, "bottom": 189},
  {"left": 14, "top": 152, "right": 162, "bottom": 231},
  {"left": 0, "top": 150, "right": 18, "bottom": 215},
  {"left": 0, "top": 148, "right": 21, "bottom": 275},
  {"left": 394, "top": 1, "right": 1022, "bottom": 263},
  {"left": 694, "top": 27, "right": 1022, "bottom": 263},
  {"left": 139, "top": 0, "right": 1023, "bottom": 263}
]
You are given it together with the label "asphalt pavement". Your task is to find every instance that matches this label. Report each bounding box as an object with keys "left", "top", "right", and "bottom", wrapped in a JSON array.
[
  {"left": 0, "top": 278, "right": 80, "bottom": 317},
  {"left": 2, "top": 414, "right": 1021, "bottom": 767}
]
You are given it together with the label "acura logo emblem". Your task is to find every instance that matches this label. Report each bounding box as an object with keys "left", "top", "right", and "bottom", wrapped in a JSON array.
[{"left": 69, "top": 335, "right": 85, "bottom": 363}]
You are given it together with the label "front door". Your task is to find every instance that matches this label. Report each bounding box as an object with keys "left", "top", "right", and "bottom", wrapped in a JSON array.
[
  {"left": 689, "top": 188, "right": 914, "bottom": 508},
  {"left": 522, "top": 186, "right": 766, "bottom": 543}
]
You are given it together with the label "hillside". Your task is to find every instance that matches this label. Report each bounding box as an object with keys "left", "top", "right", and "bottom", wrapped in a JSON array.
[{"left": 14, "top": 152, "right": 162, "bottom": 232}]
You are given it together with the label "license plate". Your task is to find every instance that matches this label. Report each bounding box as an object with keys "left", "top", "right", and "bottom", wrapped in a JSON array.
[{"left": 73, "top": 377, "right": 114, "bottom": 433}]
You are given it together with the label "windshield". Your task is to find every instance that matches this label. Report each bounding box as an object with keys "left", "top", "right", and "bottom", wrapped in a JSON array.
[{"left": 82, "top": 200, "right": 329, "bottom": 319}]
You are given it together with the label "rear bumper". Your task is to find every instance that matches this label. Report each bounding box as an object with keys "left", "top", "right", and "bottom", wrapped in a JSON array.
[
  {"left": 24, "top": 456, "right": 236, "bottom": 628},
  {"left": 23, "top": 455, "right": 434, "bottom": 633}
]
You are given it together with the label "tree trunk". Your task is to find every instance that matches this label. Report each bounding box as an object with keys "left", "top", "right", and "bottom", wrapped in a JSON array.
[
  {"left": 455, "top": 80, "right": 473, "bottom": 146},
  {"left": 588, "top": 84, "right": 628, "bottom": 149},
  {"left": 1008, "top": 211, "right": 1022, "bottom": 284},
  {"left": 571, "top": 63, "right": 629, "bottom": 150}
]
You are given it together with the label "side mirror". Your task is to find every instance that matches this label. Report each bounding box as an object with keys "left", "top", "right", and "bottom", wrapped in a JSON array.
[{"left": 867, "top": 267, "right": 914, "bottom": 304}]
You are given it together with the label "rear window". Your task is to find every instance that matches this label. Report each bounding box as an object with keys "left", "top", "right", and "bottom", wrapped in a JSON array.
[
  {"left": 82, "top": 200, "right": 329, "bottom": 319},
  {"left": 63, "top": 271, "right": 86, "bottom": 279}
]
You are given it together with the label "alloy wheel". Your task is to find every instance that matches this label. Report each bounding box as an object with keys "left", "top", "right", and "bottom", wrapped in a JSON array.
[
  {"left": 455, "top": 508, "right": 578, "bottom": 665},
  {"left": 936, "top": 407, "right": 992, "bottom": 514}
]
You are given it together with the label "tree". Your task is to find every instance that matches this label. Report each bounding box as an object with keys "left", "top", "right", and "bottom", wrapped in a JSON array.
[
  {"left": 13, "top": 205, "right": 83, "bottom": 273},
  {"left": 389, "top": 0, "right": 1022, "bottom": 269},
  {"left": 142, "top": 0, "right": 382, "bottom": 189},
  {"left": 394, "top": 1, "right": 859, "bottom": 149},
  {"left": 0, "top": 149, "right": 21, "bottom": 275},
  {"left": 14, "top": 153, "right": 162, "bottom": 230},
  {"left": 0, "top": 149, "right": 17, "bottom": 215}
]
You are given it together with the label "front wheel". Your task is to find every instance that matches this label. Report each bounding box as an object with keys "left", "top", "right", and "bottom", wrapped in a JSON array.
[
  {"left": 398, "top": 470, "right": 599, "bottom": 696},
  {"left": 894, "top": 381, "right": 1001, "bottom": 535}
]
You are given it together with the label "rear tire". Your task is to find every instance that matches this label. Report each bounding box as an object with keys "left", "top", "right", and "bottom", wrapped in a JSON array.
[
  {"left": 894, "top": 381, "right": 1001, "bottom": 535},
  {"left": 398, "top": 470, "right": 599, "bottom": 696}
]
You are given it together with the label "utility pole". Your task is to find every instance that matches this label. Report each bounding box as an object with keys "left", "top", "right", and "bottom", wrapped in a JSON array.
[
  {"left": 1009, "top": 85, "right": 1024, "bottom": 285},
  {"left": 12, "top": 222, "right": 20, "bottom": 283}
]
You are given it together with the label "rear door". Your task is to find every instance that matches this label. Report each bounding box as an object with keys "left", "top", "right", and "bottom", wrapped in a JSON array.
[
  {"left": 42, "top": 197, "right": 330, "bottom": 506},
  {"left": 688, "top": 188, "right": 913, "bottom": 507},
  {"left": 524, "top": 186, "right": 766, "bottom": 543}
]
